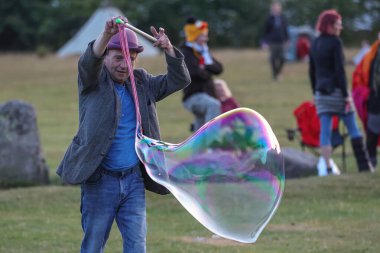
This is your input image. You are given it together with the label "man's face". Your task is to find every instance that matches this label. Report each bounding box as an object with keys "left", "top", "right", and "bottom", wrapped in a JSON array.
[
  {"left": 104, "top": 49, "right": 137, "bottom": 84},
  {"left": 271, "top": 3, "right": 282, "bottom": 15}
]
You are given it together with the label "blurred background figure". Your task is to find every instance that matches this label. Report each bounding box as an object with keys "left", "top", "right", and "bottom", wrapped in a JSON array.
[
  {"left": 352, "top": 32, "right": 380, "bottom": 168},
  {"left": 296, "top": 34, "right": 311, "bottom": 62},
  {"left": 180, "top": 17, "right": 223, "bottom": 131},
  {"left": 309, "top": 9, "right": 374, "bottom": 174},
  {"left": 365, "top": 34, "right": 380, "bottom": 168},
  {"left": 213, "top": 79, "right": 240, "bottom": 113},
  {"left": 263, "top": 1, "right": 289, "bottom": 82},
  {"left": 352, "top": 40, "right": 370, "bottom": 66}
]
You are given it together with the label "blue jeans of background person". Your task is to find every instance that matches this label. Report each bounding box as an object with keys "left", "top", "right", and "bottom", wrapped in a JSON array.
[
  {"left": 80, "top": 167, "right": 146, "bottom": 253},
  {"left": 183, "top": 92, "right": 221, "bottom": 131},
  {"left": 319, "top": 112, "right": 362, "bottom": 147}
]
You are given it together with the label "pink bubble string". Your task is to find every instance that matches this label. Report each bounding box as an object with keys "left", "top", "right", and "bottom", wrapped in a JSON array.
[{"left": 117, "top": 24, "right": 285, "bottom": 243}]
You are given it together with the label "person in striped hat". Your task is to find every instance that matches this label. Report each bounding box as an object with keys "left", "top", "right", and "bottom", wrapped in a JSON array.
[{"left": 180, "top": 17, "right": 223, "bottom": 131}]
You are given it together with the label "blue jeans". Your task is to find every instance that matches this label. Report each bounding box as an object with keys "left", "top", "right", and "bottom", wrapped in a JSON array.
[
  {"left": 319, "top": 112, "right": 362, "bottom": 147},
  {"left": 80, "top": 167, "right": 146, "bottom": 253}
]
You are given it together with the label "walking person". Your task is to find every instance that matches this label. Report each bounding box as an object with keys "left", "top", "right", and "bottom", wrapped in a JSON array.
[
  {"left": 309, "top": 9, "right": 374, "bottom": 173},
  {"left": 263, "top": 1, "right": 289, "bottom": 82},
  {"left": 180, "top": 17, "right": 223, "bottom": 131},
  {"left": 56, "top": 16, "right": 190, "bottom": 252}
]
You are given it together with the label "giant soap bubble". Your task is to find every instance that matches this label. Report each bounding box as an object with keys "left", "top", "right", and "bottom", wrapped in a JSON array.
[{"left": 136, "top": 108, "right": 284, "bottom": 243}]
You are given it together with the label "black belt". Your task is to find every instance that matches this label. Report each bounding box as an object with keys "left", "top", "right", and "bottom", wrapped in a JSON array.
[{"left": 100, "top": 163, "right": 141, "bottom": 178}]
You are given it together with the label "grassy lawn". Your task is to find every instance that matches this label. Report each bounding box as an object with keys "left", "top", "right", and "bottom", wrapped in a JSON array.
[{"left": 0, "top": 49, "right": 379, "bottom": 252}]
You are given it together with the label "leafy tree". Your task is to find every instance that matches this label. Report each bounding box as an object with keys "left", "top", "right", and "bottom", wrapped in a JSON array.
[
  {"left": 0, "top": 0, "right": 379, "bottom": 51},
  {"left": 0, "top": 0, "right": 98, "bottom": 51}
]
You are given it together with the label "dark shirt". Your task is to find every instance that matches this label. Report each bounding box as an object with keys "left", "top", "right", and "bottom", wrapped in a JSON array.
[
  {"left": 180, "top": 44, "right": 223, "bottom": 101},
  {"left": 368, "top": 47, "right": 380, "bottom": 113},
  {"left": 263, "top": 14, "right": 289, "bottom": 44},
  {"left": 309, "top": 34, "right": 348, "bottom": 97}
]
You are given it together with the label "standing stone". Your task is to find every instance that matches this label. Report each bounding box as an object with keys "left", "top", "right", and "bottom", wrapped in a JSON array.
[
  {"left": 0, "top": 100, "right": 49, "bottom": 187},
  {"left": 282, "top": 147, "right": 318, "bottom": 178}
]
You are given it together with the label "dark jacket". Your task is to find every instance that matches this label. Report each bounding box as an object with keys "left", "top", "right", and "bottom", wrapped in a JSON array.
[
  {"left": 368, "top": 48, "right": 380, "bottom": 113},
  {"left": 309, "top": 34, "right": 348, "bottom": 97},
  {"left": 263, "top": 14, "right": 289, "bottom": 44},
  {"left": 180, "top": 44, "right": 223, "bottom": 101},
  {"left": 56, "top": 41, "right": 190, "bottom": 194}
]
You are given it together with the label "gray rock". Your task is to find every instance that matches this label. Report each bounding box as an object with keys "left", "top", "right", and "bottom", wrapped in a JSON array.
[
  {"left": 282, "top": 147, "right": 318, "bottom": 178},
  {"left": 0, "top": 100, "right": 49, "bottom": 187}
]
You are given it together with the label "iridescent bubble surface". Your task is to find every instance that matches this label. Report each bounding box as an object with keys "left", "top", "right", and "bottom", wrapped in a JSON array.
[{"left": 136, "top": 108, "right": 284, "bottom": 243}]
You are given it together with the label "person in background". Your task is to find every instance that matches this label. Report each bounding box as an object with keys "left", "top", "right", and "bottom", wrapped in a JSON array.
[
  {"left": 309, "top": 9, "right": 374, "bottom": 174},
  {"left": 213, "top": 79, "right": 240, "bottom": 113},
  {"left": 365, "top": 34, "right": 380, "bottom": 169},
  {"left": 56, "top": 16, "right": 190, "bottom": 252},
  {"left": 352, "top": 32, "right": 380, "bottom": 168},
  {"left": 263, "top": 1, "right": 289, "bottom": 82},
  {"left": 296, "top": 34, "right": 311, "bottom": 62},
  {"left": 180, "top": 17, "right": 223, "bottom": 131}
]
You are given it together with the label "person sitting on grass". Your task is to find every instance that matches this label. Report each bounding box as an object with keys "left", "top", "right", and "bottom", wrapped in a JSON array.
[{"left": 213, "top": 78, "right": 240, "bottom": 113}]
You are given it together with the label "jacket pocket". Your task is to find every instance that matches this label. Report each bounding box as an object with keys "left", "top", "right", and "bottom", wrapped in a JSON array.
[{"left": 85, "top": 168, "right": 103, "bottom": 185}]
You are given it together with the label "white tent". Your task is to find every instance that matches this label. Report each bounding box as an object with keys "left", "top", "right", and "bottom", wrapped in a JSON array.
[{"left": 57, "top": 6, "right": 159, "bottom": 58}]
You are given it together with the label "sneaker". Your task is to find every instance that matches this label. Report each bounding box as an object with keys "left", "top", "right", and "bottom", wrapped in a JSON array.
[
  {"left": 329, "top": 159, "right": 341, "bottom": 175},
  {"left": 317, "top": 156, "right": 328, "bottom": 176},
  {"left": 317, "top": 156, "right": 341, "bottom": 176}
]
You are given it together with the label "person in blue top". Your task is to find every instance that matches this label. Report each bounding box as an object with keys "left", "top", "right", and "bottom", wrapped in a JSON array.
[{"left": 56, "top": 16, "right": 190, "bottom": 253}]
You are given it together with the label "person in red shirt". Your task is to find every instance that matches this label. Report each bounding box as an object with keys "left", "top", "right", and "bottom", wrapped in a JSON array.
[
  {"left": 213, "top": 79, "right": 240, "bottom": 113},
  {"left": 296, "top": 34, "right": 311, "bottom": 62}
]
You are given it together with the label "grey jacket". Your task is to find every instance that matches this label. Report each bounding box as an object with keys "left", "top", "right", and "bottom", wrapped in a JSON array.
[{"left": 56, "top": 41, "right": 190, "bottom": 194}]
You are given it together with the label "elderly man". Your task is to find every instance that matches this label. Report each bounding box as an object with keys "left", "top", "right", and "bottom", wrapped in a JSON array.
[{"left": 56, "top": 17, "right": 190, "bottom": 253}]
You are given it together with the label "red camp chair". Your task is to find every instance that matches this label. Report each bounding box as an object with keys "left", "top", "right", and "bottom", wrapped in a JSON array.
[{"left": 286, "top": 101, "right": 347, "bottom": 171}]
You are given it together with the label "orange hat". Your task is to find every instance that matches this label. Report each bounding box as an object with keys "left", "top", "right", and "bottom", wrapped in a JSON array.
[{"left": 184, "top": 19, "right": 209, "bottom": 42}]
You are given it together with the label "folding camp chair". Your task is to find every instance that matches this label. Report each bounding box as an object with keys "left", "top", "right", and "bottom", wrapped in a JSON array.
[{"left": 286, "top": 101, "right": 347, "bottom": 171}]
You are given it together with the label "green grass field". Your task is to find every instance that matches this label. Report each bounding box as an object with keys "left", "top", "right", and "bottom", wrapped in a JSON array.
[{"left": 0, "top": 49, "right": 379, "bottom": 252}]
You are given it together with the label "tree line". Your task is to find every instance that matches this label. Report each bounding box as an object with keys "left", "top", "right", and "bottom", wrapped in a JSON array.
[{"left": 1, "top": 0, "right": 379, "bottom": 52}]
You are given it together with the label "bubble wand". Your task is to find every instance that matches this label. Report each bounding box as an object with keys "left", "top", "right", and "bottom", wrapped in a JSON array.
[{"left": 115, "top": 18, "right": 157, "bottom": 43}]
